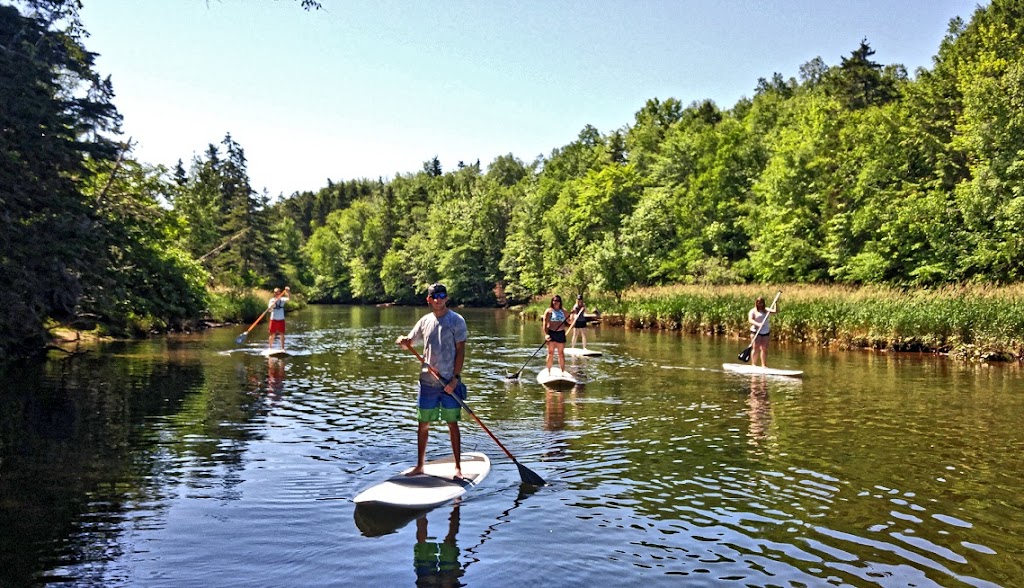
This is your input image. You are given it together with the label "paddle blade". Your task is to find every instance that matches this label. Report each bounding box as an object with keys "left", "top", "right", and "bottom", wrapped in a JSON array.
[
  {"left": 738, "top": 345, "right": 752, "bottom": 363},
  {"left": 506, "top": 371, "right": 521, "bottom": 381},
  {"left": 235, "top": 332, "right": 248, "bottom": 345},
  {"left": 516, "top": 461, "right": 545, "bottom": 486}
]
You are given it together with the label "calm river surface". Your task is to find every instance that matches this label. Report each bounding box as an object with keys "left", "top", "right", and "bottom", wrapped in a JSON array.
[{"left": 2, "top": 305, "right": 1023, "bottom": 587}]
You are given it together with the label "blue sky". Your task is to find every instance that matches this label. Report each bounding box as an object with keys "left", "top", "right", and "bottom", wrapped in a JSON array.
[{"left": 79, "top": 0, "right": 983, "bottom": 198}]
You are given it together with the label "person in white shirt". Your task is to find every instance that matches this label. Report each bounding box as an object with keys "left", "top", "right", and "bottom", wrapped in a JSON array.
[
  {"left": 747, "top": 296, "right": 778, "bottom": 368},
  {"left": 267, "top": 286, "right": 290, "bottom": 350}
]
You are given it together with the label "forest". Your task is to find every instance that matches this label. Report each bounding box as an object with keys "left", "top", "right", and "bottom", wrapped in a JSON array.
[{"left": 3, "top": 0, "right": 1023, "bottom": 362}]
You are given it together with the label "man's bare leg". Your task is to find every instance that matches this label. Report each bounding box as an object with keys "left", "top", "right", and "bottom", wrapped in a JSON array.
[
  {"left": 406, "top": 421, "right": 429, "bottom": 476},
  {"left": 447, "top": 421, "right": 462, "bottom": 479}
]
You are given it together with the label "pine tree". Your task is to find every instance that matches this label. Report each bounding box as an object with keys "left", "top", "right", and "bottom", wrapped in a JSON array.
[{"left": 0, "top": 3, "right": 120, "bottom": 358}]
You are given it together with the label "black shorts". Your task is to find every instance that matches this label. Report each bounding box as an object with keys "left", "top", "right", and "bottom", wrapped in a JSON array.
[{"left": 547, "top": 329, "right": 566, "bottom": 344}]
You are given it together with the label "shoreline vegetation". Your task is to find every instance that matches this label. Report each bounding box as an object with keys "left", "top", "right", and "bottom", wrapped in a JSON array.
[
  {"left": 522, "top": 285, "right": 1024, "bottom": 362},
  {"left": 43, "top": 284, "right": 1022, "bottom": 364},
  {"left": 44, "top": 288, "right": 306, "bottom": 355}
]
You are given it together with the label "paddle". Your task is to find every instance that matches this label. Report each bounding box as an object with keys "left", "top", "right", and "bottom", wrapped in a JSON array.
[
  {"left": 738, "top": 291, "right": 781, "bottom": 363},
  {"left": 403, "top": 345, "right": 546, "bottom": 486},
  {"left": 235, "top": 288, "right": 286, "bottom": 345},
  {"left": 506, "top": 305, "right": 576, "bottom": 380}
]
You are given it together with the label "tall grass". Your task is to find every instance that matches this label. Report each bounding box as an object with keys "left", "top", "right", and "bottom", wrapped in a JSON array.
[
  {"left": 206, "top": 288, "right": 306, "bottom": 324},
  {"left": 524, "top": 284, "right": 1024, "bottom": 361}
]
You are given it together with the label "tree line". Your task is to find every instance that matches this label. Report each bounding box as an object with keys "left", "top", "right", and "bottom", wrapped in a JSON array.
[
  {"left": 3, "top": 0, "right": 1023, "bottom": 361},
  {"left": 288, "top": 1, "right": 1024, "bottom": 304}
]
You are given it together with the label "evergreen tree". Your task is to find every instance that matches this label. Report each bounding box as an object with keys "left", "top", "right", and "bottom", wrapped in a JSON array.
[
  {"left": 209, "top": 134, "right": 275, "bottom": 286},
  {"left": 825, "top": 39, "right": 898, "bottom": 109},
  {"left": 0, "top": 3, "right": 120, "bottom": 358}
]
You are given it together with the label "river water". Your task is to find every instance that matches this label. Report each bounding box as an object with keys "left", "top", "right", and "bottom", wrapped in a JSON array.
[{"left": 1, "top": 305, "right": 1023, "bottom": 587}]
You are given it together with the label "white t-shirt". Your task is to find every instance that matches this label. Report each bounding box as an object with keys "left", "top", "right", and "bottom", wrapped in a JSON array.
[
  {"left": 749, "top": 308, "right": 770, "bottom": 335},
  {"left": 268, "top": 296, "right": 289, "bottom": 321}
]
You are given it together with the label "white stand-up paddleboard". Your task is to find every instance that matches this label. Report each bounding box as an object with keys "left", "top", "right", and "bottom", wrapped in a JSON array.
[
  {"left": 563, "top": 347, "right": 602, "bottom": 357},
  {"left": 722, "top": 363, "right": 803, "bottom": 377},
  {"left": 537, "top": 367, "right": 577, "bottom": 387},
  {"left": 353, "top": 452, "right": 490, "bottom": 510},
  {"left": 261, "top": 348, "right": 291, "bottom": 358}
]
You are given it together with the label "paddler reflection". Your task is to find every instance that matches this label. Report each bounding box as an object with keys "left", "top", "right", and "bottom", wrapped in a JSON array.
[
  {"left": 414, "top": 505, "right": 463, "bottom": 587},
  {"left": 544, "top": 383, "right": 584, "bottom": 431},
  {"left": 746, "top": 376, "right": 772, "bottom": 449},
  {"left": 267, "top": 357, "right": 285, "bottom": 395}
]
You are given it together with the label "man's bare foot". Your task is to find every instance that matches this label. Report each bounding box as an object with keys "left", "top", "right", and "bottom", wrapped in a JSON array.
[
  {"left": 405, "top": 466, "right": 425, "bottom": 477},
  {"left": 452, "top": 468, "right": 464, "bottom": 480}
]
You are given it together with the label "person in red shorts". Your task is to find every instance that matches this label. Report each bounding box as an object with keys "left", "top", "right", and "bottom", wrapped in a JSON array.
[{"left": 267, "top": 286, "right": 290, "bottom": 350}]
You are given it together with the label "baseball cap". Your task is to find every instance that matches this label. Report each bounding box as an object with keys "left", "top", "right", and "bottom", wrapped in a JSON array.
[{"left": 428, "top": 283, "right": 448, "bottom": 298}]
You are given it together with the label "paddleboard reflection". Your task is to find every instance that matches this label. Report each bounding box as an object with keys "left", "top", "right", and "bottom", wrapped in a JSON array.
[
  {"left": 353, "top": 503, "right": 425, "bottom": 537},
  {"left": 354, "top": 503, "right": 466, "bottom": 584}
]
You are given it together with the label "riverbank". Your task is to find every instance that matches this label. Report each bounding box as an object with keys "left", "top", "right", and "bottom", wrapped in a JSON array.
[
  {"left": 40, "top": 288, "right": 308, "bottom": 358},
  {"left": 523, "top": 284, "right": 1024, "bottom": 362}
]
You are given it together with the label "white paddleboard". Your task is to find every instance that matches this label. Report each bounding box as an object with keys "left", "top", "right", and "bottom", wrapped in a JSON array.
[
  {"left": 261, "top": 348, "right": 291, "bottom": 357},
  {"left": 353, "top": 452, "right": 489, "bottom": 509},
  {"left": 537, "top": 367, "right": 577, "bottom": 387},
  {"left": 563, "top": 347, "right": 602, "bottom": 357},
  {"left": 722, "top": 363, "right": 803, "bottom": 377}
]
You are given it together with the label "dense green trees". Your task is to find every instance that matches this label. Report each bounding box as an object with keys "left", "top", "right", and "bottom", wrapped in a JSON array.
[
  {"left": 2, "top": 3, "right": 108, "bottom": 357},
  {"left": 1, "top": 2, "right": 278, "bottom": 360},
  {"left": 284, "top": 0, "right": 1022, "bottom": 305},
  {"left": 173, "top": 135, "right": 278, "bottom": 287},
  {"left": 0, "top": 2, "right": 206, "bottom": 359},
  {"left": 6, "top": 0, "right": 1024, "bottom": 360}
]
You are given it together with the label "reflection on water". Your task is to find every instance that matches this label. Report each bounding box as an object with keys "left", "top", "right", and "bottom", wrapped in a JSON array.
[
  {"left": 414, "top": 506, "right": 464, "bottom": 587},
  {"left": 267, "top": 357, "right": 286, "bottom": 396},
  {"left": 544, "top": 384, "right": 585, "bottom": 432},
  {"left": 1, "top": 306, "right": 1023, "bottom": 587},
  {"left": 745, "top": 376, "right": 773, "bottom": 450}
]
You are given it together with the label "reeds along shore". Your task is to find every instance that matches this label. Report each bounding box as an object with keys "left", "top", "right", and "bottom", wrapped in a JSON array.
[{"left": 524, "top": 285, "right": 1024, "bottom": 362}]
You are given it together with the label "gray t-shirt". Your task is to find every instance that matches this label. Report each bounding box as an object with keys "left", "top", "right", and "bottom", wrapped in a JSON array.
[{"left": 407, "top": 309, "right": 467, "bottom": 385}]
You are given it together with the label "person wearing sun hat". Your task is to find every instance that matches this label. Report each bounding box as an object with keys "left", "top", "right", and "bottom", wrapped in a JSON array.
[{"left": 396, "top": 283, "right": 469, "bottom": 479}]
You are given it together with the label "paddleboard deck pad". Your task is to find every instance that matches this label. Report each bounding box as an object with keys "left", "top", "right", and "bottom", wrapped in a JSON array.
[
  {"left": 353, "top": 452, "right": 490, "bottom": 509},
  {"left": 537, "top": 367, "right": 577, "bottom": 387},
  {"left": 563, "top": 347, "right": 602, "bottom": 357},
  {"left": 722, "top": 363, "right": 803, "bottom": 377}
]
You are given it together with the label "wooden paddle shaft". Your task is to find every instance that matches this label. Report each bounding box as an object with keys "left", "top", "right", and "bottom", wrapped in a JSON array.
[
  {"left": 244, "top": 288, "right": 287, "bottom": 335},
  {"left": 403, "top": 345, "right": 521, "bottom": 464}
]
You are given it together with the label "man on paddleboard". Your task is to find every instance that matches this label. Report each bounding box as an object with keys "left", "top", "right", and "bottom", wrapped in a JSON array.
[
  {"left": 267, "top": 286, "right": 290, "bottom": 350},
  {"left": 396, "top": 283, "right": 468, "bottom": 479}
]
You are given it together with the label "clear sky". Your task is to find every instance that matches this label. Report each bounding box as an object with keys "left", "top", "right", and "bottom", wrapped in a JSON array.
[{"left": 78, "top": 0, "right": 983, "bottom": 198}]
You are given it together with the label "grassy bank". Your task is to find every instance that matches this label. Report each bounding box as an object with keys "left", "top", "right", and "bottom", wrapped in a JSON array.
[{"left": 523, "top": 285, "right": 1024, "bottom": 362}]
